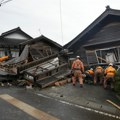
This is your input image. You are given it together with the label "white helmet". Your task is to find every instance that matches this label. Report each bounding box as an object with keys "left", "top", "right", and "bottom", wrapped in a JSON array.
[
  {"left": 76, "top": 56, "right": 80, "bottom": 58},
  {"left": 90, "top": 68, "right": 93, "bottom": 70},
  {"left": 109, "top": 63, "right": 113, "bottom": 66}
]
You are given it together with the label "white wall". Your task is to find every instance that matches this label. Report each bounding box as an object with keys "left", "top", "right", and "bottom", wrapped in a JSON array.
[{"left": 4, "top": 33, "right": 29, "bottom": 40}]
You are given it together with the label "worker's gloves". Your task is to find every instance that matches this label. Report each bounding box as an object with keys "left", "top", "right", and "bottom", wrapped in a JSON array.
[{"left": 82, "top": 74, "right": 86, "bottom": 78}]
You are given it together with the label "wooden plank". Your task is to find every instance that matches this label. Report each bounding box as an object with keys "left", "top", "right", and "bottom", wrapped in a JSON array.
[
  {"left": 106, "top": 99, "right": 120, "bottom": 110},
  {"left": 18, "top": 54, "right": 58, "bottom": 73},
  {"left": 37, "top": 70, "right": 71, "bottom": 88}
]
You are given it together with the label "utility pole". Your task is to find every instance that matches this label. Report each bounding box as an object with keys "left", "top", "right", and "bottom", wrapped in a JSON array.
[{"left": 0, "top": 0, "right": 12, "bottom": 7}]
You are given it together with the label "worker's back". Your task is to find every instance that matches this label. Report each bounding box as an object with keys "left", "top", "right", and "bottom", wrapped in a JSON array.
[
  {"left": 72, "top": 59, "right": 82, "bottom": 69},
  {"left": 105, "top": 66, "right": 116, "bottom": 76},
  {"left": 95, "top": 66, "right": 104, "bottom": 74}
]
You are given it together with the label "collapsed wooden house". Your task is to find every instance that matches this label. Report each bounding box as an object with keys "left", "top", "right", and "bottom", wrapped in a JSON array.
[
  {"left": 64, "top": 6, "right": 120, "bottom": 67},
  {"left": 17, "top": 35, "right": 71, "bottom": 88},
  {"left": 0, "top": 32, "right": 71, "bottom": 87},
  {"left": 0, "top": 44, "right": 30, "bottom": 82}
]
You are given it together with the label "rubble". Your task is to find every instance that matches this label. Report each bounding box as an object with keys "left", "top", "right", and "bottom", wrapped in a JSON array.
[{"left": 0, "top": 36, "right": 71, "bottom": 89}]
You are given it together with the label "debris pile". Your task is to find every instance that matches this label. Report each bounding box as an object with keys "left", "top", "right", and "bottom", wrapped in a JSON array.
[{"left": 0, "top": 45, "right": 71, "bottom": 89}]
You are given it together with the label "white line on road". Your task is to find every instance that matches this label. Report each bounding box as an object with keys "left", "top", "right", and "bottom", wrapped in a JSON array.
[
  {"left": 37, "top": 93, "right": 120, "bottom": 119},
  {"left": 0, "top": 94, "right": 59, "bottom": 120}
]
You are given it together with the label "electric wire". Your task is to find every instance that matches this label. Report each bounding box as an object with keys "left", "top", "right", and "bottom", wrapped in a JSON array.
[{"left": 59, "top": 0, "right": 64, "bottom": 46}]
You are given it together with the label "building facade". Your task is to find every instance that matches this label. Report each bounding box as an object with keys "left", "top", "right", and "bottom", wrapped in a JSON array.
[
  {"left": 64, "top": 6, "right": 120, "bottom": 67},
  {"left": 0, "top": 27, "right": 32, "bottom": 58}
]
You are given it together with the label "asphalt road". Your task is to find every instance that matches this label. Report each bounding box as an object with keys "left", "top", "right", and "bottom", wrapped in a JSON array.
[{"left": 0, "top": 87, "right": 119, "bottom": 120}]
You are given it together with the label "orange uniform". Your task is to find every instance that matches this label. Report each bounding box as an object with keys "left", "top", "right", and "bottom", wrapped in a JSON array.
[
  {"left": 104, "top": 66, "right": 116, "bottom": 77},
  {"left": 94, "top": 66, "right": 104, "bottom": 84},
  {"left": 72, "top": 59, "right": 84, "bottom": 72},
  {"left": 85, "top": 69, "right": 94, "bottom": 83},
  {"left": 71, "top": 57, "right": 84, "bottom": 87},
  {"left": 0, "top": 56, "right": 9, "bottom": 62},
  {"left": 104, "top": 65, "right": 116, "bottom": 88},
  {"left": 86, "top": 69, "right": 94, "bottom": 77}
]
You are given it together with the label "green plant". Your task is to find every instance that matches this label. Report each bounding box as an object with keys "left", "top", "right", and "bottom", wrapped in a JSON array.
[{"left": 114, "top": 69, "right": 120, "bottom": 95}]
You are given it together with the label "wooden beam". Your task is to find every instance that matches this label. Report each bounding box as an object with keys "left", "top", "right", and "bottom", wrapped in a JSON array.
[{"left": 106, "top": 99, "right": 120, "bottom": 110}]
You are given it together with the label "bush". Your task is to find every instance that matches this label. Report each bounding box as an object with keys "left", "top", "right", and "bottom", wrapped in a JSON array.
[{"left": 114, "top": 69, "right": 120, "bottom": 95}]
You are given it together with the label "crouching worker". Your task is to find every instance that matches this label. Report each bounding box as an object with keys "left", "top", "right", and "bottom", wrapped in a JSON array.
[
  {"left": 104, "top": 63, "right": 116, "bottom": 89},
  {"left": 85, "top": 68, "right": 94, "bottom": 84},
  {"left": 94, "top": 66, "right": 104, "bottom": 85},
  {"left": 71, "top": 56, "right": 84, "bottom": 87}
]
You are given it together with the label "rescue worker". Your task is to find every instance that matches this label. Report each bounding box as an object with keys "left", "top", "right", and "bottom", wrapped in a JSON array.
[
  {"left": 0, "top": 56, "right": 9, "bottom": 62},
  {"left": 94, "top": 65, "right": 104, "bottom": 85},
  {"left": 85, "top": 68, "right": 94, "bottom": 84},
  {"left": 104, "top": 63, "right": 116, "bottom": 89},
  {"left": 71, "top": 56, "right": 84, "bottom": 87}
]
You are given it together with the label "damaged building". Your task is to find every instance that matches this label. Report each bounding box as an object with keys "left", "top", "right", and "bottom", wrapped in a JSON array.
[
  {"left": 0, "top": 27, "right": 32, "bottom": 58},
  {"left": 17, "top": 35, "right": 70, "bottom": 88},
  {"left": 64, "top": 6, "right": 120, "bottom": 67},
  {"left": 0, "top": 27, "right": 32, "bottom": 83},
  {"left": 0, "top": 35, "right": 71, "bottom": 87}
]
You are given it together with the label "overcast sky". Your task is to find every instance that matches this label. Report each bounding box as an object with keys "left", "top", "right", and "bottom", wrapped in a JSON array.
[{"left": 0, "top": 0, "right": 120, "bottom": 45}]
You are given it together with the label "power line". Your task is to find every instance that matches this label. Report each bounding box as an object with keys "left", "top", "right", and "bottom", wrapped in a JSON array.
[
  {"left": 59, "top": 0, "right": 64, "bottom": 45},
  {"left": 38, "top": 28, "right": 42, "bottom": 36}
]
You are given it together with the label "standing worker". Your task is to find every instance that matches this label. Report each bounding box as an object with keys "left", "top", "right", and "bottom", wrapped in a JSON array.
[
  {"left": 104, "top": 63, "right": 116, "bottom": 89},
  {"left": 71, "top": 56, "right": 84, "bottom": 87},
  {"left": 94, "top": 65, "right": 104, "bottom": 85}
]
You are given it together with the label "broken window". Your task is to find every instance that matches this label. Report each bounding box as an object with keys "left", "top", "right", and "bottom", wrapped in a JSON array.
[
  {"left": 86, "top": 50, "right": 98, "bottom": 65},
  {"left": 86, "top": 46, "right": 120, "bottom": 66},
  {"left": 95, "top": 47, "right": 119, "bottom": 63},
  {"left": 11, "top": 49, "right": 19, "bottom": 58}
]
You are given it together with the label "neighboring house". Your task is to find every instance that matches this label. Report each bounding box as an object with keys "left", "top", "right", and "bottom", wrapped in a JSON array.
[
  {"left": 64, "top": 6, "right": 120, "bottom": 66},
  {"left": 0, "top": 27, "right": 32, "bottom": 58}
]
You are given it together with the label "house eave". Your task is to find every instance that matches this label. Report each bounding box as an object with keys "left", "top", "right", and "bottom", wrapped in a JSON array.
[
  {"left": 65, "top": 7, "right": 120, "bottom": 49},
  {"left": 83, "top": 39, "right": 120, "bottom": 49}
]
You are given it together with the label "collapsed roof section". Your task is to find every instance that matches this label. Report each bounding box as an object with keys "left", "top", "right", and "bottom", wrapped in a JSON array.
[
  {"left": 17, "top": 35, "right": 70, "bottom": 88},
  {"left": 19, "top": 35, "right": 63, "bottom": 61}
]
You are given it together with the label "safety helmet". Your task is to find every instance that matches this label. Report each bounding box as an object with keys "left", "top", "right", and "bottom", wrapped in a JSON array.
[
  {"left": 76, "top": 56, "right": 80, "bottom": 58},
  {"left": 109, "top": 63, "right": 113, "bottom": 66},
  {"left": 90, "top": 68, "right": 93, "bottom": 70}
]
